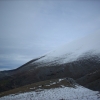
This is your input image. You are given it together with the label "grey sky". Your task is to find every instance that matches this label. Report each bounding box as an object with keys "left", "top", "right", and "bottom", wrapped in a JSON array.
[{"left": 0, "top": 0, "right": 100, "bottom": 70}]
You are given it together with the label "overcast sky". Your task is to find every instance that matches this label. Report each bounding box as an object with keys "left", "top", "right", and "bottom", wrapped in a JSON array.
[{"left": 0, "top": 0, "right": 100, "bottom": 70}]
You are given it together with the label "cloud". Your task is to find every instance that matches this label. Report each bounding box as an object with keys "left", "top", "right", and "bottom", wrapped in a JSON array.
[{"left": 0, "top": 68, "right": 10, "bottom": 71}]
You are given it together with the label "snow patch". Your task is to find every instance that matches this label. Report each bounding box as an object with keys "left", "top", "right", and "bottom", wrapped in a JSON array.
[{"left": 0, "top": 86, "right": 100, "bottom": 100}]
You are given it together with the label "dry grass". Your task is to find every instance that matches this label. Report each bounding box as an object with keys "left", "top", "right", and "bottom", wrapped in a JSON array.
[{"left": 0, "top": 78, "right": 74, "bottom": 97}]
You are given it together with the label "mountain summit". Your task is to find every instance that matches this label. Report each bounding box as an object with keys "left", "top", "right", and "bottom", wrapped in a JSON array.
[
  {"left": 0, "top": 32, "right": 100, "bottom": 92},
  {"left": 31, "top": 32, "right": 100, "bottom": 66}
]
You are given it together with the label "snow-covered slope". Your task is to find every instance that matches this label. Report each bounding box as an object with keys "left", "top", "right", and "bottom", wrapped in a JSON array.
[
  {"left": 0, "top": 85, "right": 100, "bottom": 100},
  {"left": 32, "top": 32, "right": 100, "bottom": 66}
]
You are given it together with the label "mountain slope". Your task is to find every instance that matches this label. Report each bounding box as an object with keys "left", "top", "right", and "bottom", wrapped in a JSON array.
[
  {"left": 0, "top": 32, "right": 100, "bottom": 92},
  {"left": 1, "top": 86, "right": 100, "bottom": 100},
  {"left": 0, "top": 78, "right": 100, "bottom": 100},
  {"left": 77, "top": 69, "right": 100, "bottom": 90},
  {"left": 32, "top": 32, "right": 100, "bottom": 66}
]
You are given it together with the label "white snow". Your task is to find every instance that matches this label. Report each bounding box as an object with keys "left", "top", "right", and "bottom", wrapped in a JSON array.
[
  {"left": 31, "top": 32, "right": 100, "bottom": 66},
  {"left": 59, "top": 79, "right": 64, "bottom": 82},
  {"left": 0, "top": 85, "right": 100, "bottom": 100},
  {"left": 50, "top": 82, "right": 56, "bottom": 85}
]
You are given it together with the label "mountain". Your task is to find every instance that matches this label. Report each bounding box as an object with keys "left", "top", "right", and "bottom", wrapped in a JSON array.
[{"left": 0, "top": 32, "right": 100, "bottom": 92}]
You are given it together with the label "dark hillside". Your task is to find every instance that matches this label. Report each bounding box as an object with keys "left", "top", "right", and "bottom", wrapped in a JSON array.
[{"left": 0, "top": 55, "right": 100, "bottom": 92}]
